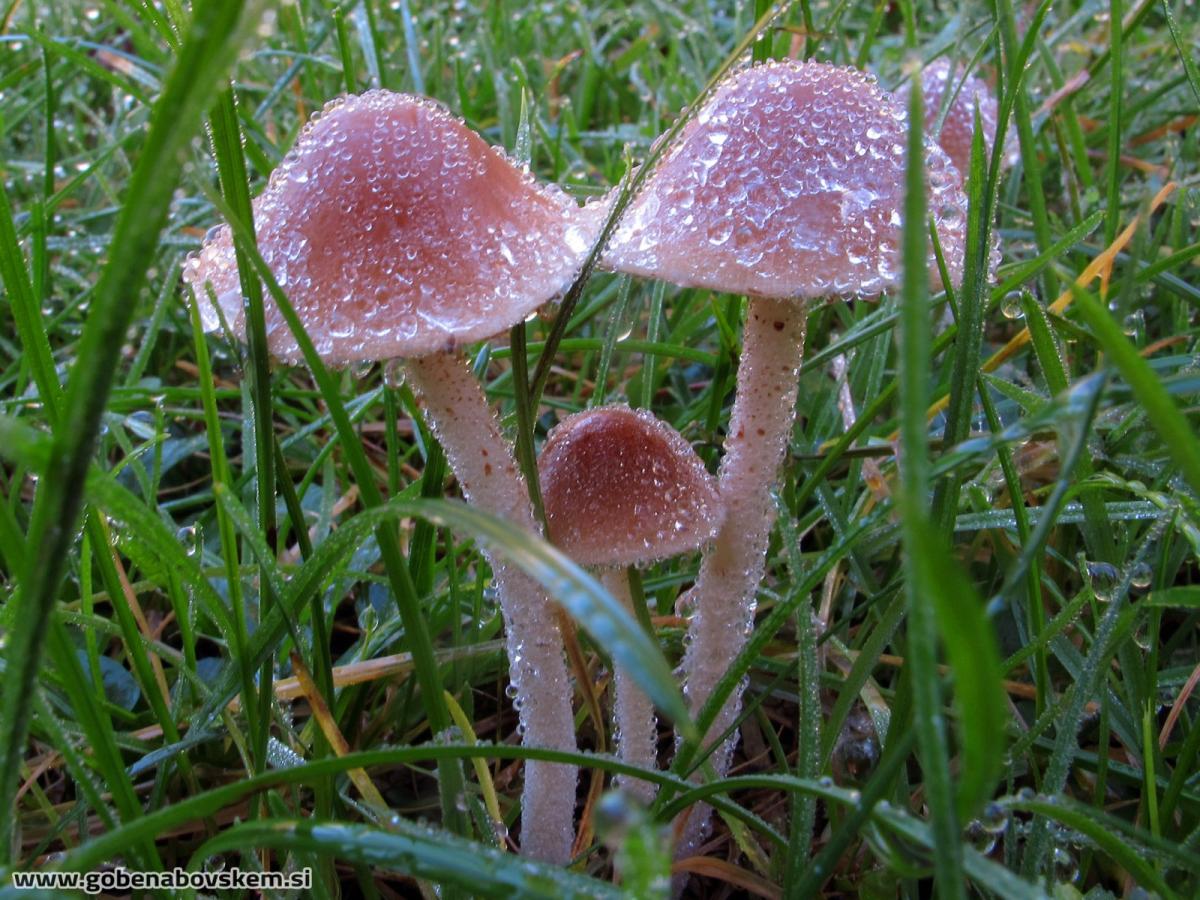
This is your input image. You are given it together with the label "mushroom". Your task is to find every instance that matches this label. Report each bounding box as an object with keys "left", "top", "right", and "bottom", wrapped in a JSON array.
[
  {"left": 601, "top": 59, "right": 970, "bottom": 855},
  {"left": 184, "top": 89, "right": 606, "bottom": 863},
  {"left": 538, "top": 405, "right": 722, "bottom": 804},
  {"left": 919, "top": 58, "right": 1018, "bottom": 180}
]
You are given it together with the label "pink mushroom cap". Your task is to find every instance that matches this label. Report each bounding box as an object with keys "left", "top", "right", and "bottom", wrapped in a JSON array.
[
  {"left": 920, "top": 59, "right": 1018, "bottom": 179},
  {"left": 184, "top": 90, "right": 604, "bottom": 365},
  {"left": 602, "top": 59, "right": 970, "bottom": 300},
  {"left": 538, "top": 405, "right": 723, "bottom": 568}
]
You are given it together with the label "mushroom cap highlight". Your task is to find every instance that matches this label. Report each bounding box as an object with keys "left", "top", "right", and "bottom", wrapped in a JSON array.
[
  {"left": 184, "top": 90, "right": 603, "bottom": 365},
  {"left": 538, "top": 405, "right": 723, "bottom": 568},
  {"left": 602, "top": 59, "right": 970, "bottom": 300},
  {"left": 920, "top": 59, "right": 1018, "bottom": 179}
]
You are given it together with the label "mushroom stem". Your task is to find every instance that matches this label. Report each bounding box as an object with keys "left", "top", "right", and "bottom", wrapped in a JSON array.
[
  {"left": 676, "top": 297, "right": 808, "bottom": 856},
  {"left": 599, "top": 567, "right": 658, "bottom": 805},
  {"left": 404, "top": 351, "right": 577, "bottom": 864}
]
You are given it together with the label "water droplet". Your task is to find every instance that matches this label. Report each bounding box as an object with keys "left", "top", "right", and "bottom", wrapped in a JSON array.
[
  {"left": 965, "top": 819, "right": 997, "bottom": 854},
  {"left": 1130, "top": 562, "right": 1152, "bottom": 591},
  {"left": 1051, "top": 845, "right": 1079, "bottom": 883},
  {"left": 1084, "top": 560, "right": 1120, "bottom": 601},
  {"left": 383, "top": 358, "right": 406, "bottom": 389},
  {"left": 1122, "top": 309, "right": 1144, "bottom": 338},
  {"left": 980, "top": 802, "right": 1008, "bottom": 835},
  {"left": 1001, "top": 290, "right": 1024, "bottom": 319},
  {"left": 1133, "top": 623, "right": 1153, "bottom": 652}
]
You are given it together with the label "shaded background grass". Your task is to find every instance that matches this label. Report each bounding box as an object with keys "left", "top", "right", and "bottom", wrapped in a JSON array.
[{"left": 1, "top": 0, "right": 1198, "bottom": 896}]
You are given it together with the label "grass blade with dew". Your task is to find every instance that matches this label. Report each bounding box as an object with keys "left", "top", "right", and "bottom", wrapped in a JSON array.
[
  {"left": 897, "top": 75, "right": 965, "bottom": 897},
  {"left": 1070, "top": 282, "right": 1200, "bottom": 495},
  {"left": 930, "top": 111, "right": 990, "bottom": 536},
  {"left": 206, "top": 83, "right": 279, "bottom": 778},
  {"left": 188, "top": 819, "right": 624, "bottom": 900},
  {"left": 0, "top": 0, "right": 261, "bottom": 855}
]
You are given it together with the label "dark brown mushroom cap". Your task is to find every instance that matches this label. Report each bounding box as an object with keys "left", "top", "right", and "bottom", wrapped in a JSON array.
[
  {"left": 920, "top": 59, "right": 1017, "bottom": 179},
  {"left": 538, "top": 405, "right": 723, "bottom": 567},
  {"left": 602, "top": 60, "right": 969, "bottom": 300},
  {"left": 183, "top": 90, "right": 603, "bottom": 365}
]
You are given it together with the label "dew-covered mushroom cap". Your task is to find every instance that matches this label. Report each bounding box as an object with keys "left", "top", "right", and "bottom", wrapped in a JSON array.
[
  {"left": 538, "top": 405, "right": 723, "bottom": 568},
  {"left": 602, "top": 59, "right": 969, "bottom": 300},
  {"left": 183, "top": 90, "right": 604, "bottom": 365},
  {"left": 920, "top": 59, "right": 1018, "bottom": 179}
]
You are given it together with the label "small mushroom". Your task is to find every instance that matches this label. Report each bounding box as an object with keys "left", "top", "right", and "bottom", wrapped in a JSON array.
[
  {"left": 184, "top": 89, "right": 605, "bottom": 863},
  {"left": 538, "top": 405, "right": 722, "bottom": 803},
  {"left": 601, "top": 59, "right": 970, "bottom": 856},
  {"left": 919, "top": 58, "right": 1018, "bottom": 180}
]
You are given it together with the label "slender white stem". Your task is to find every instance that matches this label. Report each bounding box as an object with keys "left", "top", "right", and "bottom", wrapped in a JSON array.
[
  {"left": 675, "top": 297, "right": 807, "bottom": 859},
  {"left": 406, "top": 351, "right": 577, "bottom": 864},
  {"left": 600, "top": 567, "right": 658, "bottom": 805}
]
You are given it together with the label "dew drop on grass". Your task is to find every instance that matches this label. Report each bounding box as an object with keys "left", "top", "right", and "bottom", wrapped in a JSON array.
[
  {"left": 965, "top": 819, "right": 998, "bottom": 855},
  {"left": 832, "top": 702, "right": 880, "bottom": 781},
  {"left": 1122, "top": 308, "right": 1145, "bottom": 338},
  {"left": 1001, "top": 290, "right": 1024, "bottom": 319},
  {"left": 1051, "top": 845, "right": 1079, "bottom": 883},
  {"left": 980, "top": 801, "right": 1009, "bottom": 835},
  {"left": 203, "top": 856, "right": 226, "bottom": 874},
  {"left": 382, "top": 358, "right": 406, "bottom": 389},
  {"left": 1133, "top": 622, "right": 1153, "bottom": 652},
  {"left": 1130, "top": 562, "right": 1153, "bottom": 591},
  {"left": 675, "top": 591, "right": 697, "bottom": 618},
  {"left": 1084, "top": 560, "right": 1120, "bottom": 601},
  {"left": 593, "top": 789, "right": 644, "bottom": 846}
]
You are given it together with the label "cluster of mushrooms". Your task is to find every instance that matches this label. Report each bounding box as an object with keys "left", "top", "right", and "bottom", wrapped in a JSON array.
[{"left": 185, "top": 58, "right": 1007, "bottom": 869}]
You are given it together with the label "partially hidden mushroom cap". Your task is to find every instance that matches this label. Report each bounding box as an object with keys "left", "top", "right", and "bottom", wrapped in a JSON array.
[
  {"left": 538, "top": 405, "right": 722, "bottom": 568},
  {"left": 183, "top": 90, "right": 604, "bottom": 366},
  {"left": 920, "top": 59, "right": 1018, "bottom": 179},
  {"left": 601, "top": 59, "right": 969, "bottom": 300}
]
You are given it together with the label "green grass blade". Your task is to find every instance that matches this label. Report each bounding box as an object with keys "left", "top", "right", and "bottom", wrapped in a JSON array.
[
  {"left": 897, "top": 76, "right": 964, "bottom": 897},
  {"left": 1104, "top": 0, "right": 1124, "bottom": 246},
  {"left": 0, "top": 0, "right": 259, "bottom": 850},
  {"left": 1160, "top": 0, "right": 1200, "bottom": 106},
  {"left": 0, "top": 187, "right": 61, "bottom": 425},
  {"left": 1071, "top": 283, "right": 1200, "bottom": 495},
  {"left": 189, "top": 819, "right": 623, "bottom": 899},
  {"left": 206, "top": 82, "right": 278, "bottom": 774},
  {"left": 931, "top": 110, "right": 990, "bottom": 536}
]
